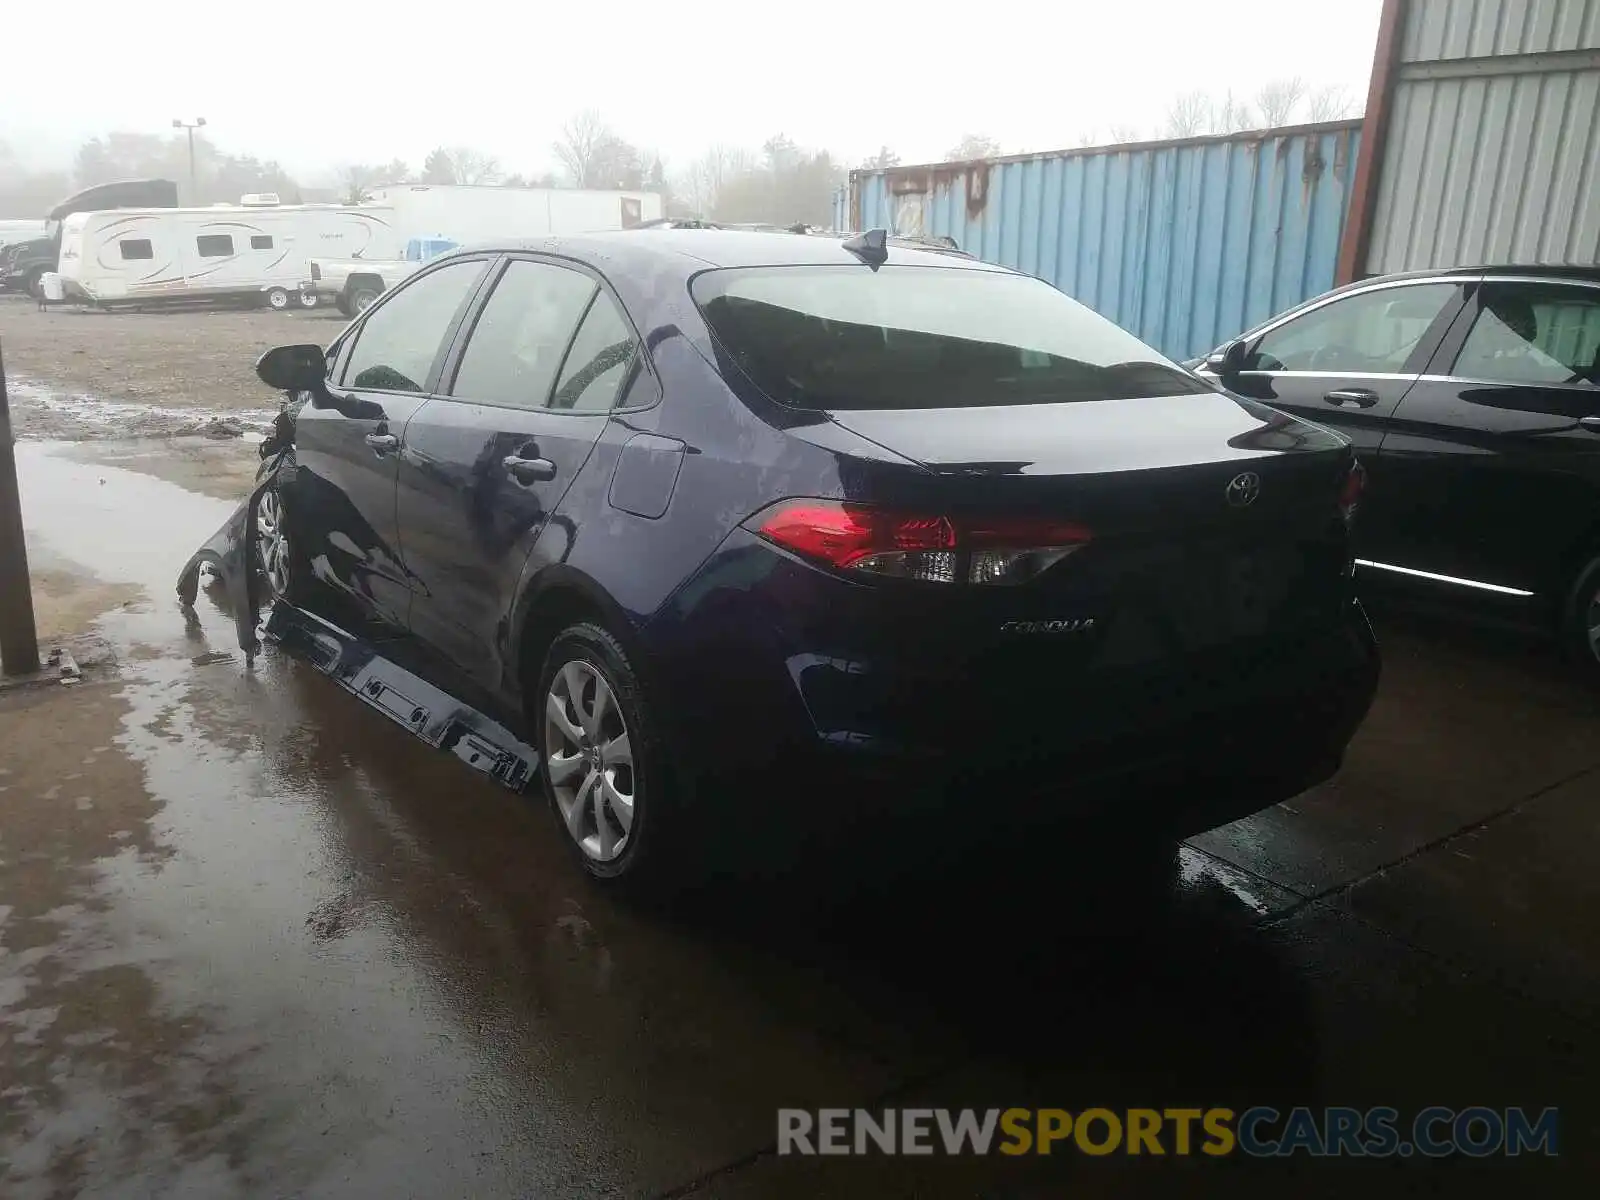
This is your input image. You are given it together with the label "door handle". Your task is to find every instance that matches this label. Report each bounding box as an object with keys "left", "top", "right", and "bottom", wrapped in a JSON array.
[
  {"left": 1580, "top": 416, "right": 1600, "bottom": 434},
  {"left": 1324, "top": 388, "right": 1379, "bottom": 409},
  {"left": 364, "top": 431, "right": 399, "bottom": 454},
  {"left": 503, "top": 454, "right": 557, "bottom": 484}
]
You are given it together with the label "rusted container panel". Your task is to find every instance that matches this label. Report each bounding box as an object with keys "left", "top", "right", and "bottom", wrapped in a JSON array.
[{"left": 849, "top": 122, "right": 1361, "bottom": 360}]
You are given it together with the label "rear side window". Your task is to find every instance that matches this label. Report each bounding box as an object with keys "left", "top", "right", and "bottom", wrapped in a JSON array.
[
  {"left": 119, "top": 239, "right": 153, "bottom": 260},
  {"left": 196, "top": 234, "right": 233, "bottom": 257},
  {"left": 449, "top": 260, "right": 597, "bottom": 410},
  {"left": 1452, "top": 282, "right": 1600, "bottom": 387},
  {"left": 550, "top": 293, "right": 641, "bottom": 411},
  {"left": 690, "top": 265, "right": 1209, "bottom": 410},
  {"left": 250, "top": 234, "right": 274, "bottom": 250},
  {"left": 342, "top": 259, "right": 487, "bottom": 392}
]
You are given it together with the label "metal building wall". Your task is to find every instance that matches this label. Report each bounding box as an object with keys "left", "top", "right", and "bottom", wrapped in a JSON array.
[
  {"left": 848, "top": 123, "right": 1361, "bottom": 361},
  {"left": 1362, "top": 0, "right": 1600, "bottom": 273}
]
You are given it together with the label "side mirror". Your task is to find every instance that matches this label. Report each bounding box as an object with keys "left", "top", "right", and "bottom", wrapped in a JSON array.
[
  {"left": 256, "top": 344, "right": 326, "bottom": 392},
  {"left": 1205, "top": 339, "right": 1249, "bottom": 376}
]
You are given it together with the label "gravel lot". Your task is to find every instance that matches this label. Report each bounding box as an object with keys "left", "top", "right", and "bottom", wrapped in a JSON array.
[{"left": 0, "top": 294, "right": 342, "bottom": 441}]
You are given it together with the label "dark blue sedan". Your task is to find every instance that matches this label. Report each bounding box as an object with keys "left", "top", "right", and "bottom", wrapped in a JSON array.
[{"left": 243, "top": 228, "right": 1379, "bottom": 888}]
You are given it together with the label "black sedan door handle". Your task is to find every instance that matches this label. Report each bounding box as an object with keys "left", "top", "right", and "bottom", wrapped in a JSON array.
[
  {"left": 503, "top": 454, "right": 557, "bottom": 484},
  {"left": 1324, "top": 388, "right": 1379, "bottom": 409},
  {"left": 364, "top": 431, "right": 399, "bottom": 453},
  {"left": 1580, "top": 416, "right": 1600, "bottom": 434}
]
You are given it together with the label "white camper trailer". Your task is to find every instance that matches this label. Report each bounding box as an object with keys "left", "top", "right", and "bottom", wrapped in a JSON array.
[
  {"left": 363, "top": 183, "right": 662, "bottom": 244},
  {"left": 56, "top": 204, "right": 399, "bottom": 308}
]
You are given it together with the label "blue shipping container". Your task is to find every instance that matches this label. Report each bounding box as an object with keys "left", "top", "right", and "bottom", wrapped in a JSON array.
[{"left": 849, "top": 122, "right": 1361, "bottom": 361}]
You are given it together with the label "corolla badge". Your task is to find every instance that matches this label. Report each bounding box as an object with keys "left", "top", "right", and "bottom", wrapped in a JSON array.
[
  {"left": 999, "top": 617, "right": 1098, "bottom": 635},
  {"left": 1226, "top": 471, "right": 1262, "bottom": 508}
]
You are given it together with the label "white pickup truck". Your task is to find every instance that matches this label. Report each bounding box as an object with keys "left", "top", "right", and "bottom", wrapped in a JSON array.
[{"left": 301, "top": 236, "right": 458, "bottom": 316}]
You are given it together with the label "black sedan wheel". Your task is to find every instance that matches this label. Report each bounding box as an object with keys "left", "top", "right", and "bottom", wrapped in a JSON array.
[{"left": 537, "top": 623, "right": 667, "bottom": 886}]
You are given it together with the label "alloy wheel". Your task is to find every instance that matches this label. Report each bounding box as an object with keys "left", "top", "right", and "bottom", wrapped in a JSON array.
[
  {"left": 544, "top": 660, "right": 635, "bottom": 862},
  {"left": 256, "top": 489, "right": 291, "bottom": 598}
]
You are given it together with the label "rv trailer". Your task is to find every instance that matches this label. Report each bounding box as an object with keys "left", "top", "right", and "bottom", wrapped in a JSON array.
[{"left": 56, "top": 203, "right": 398, "bottom": 308}]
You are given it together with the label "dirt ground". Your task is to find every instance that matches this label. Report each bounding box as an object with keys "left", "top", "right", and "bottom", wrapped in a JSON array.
[{"left": 0, "top": 293, "right": 341, "bottom": 441}]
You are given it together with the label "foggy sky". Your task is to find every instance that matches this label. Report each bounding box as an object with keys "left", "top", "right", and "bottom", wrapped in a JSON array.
[{"left": 1, "top": 0, "right": 1383, "bottom": 180}]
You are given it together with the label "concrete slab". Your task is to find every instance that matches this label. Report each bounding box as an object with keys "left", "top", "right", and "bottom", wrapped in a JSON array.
[
  {"left": 1342, "top": 768, "right": 1600, "bottom": 1025},
  {"left": 1192, "top": 614, "right": 1600, "bottom": 896}
]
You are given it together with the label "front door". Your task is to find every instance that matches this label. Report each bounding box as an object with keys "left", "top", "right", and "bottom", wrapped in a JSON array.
[
  {"left": 396, "top": 256, "right": 643, "bottom": 684},
  {"left": 1374, "top": 278, "right": 1600, "bottom": 601},
  {"left": 289, "top": 255, "right": 490, "bottom": 626},
  {"left": 1210, "top": 279, "right": 1468, "bottom": 565}
]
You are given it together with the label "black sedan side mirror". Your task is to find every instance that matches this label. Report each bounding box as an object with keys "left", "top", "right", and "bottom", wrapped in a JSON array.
[
  {"left": 256, "top": 344, "right": 326, "bottom": 392},
  {"left": 1205, "top": 339, "right": 1249, "bottom": 376}
]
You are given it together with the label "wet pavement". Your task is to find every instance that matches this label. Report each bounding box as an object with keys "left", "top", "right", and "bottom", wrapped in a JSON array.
[{"left": 3, "top": 440, "right": 1599, "bottom": 1198}]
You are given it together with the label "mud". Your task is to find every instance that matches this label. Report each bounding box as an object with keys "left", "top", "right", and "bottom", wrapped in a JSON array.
[{"left": 0, "top": 296, "right": 333, "bottom": 441}]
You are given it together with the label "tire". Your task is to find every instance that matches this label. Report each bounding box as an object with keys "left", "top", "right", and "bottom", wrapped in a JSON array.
[
  {"left": 255, "top": 482, "right": 310, "bottom": 603},
  {"left": 335, "top": 296, "right": 353, "bottom": 317},
  {"left": 536, "top": 622, "right": 671, "bottom": 889},
  {"left": 347, "top": 283, "right": 381, "bottom": 314},
  {"left": 1564, "top": 555, "right": 1600, "bottom": 681},
  {"left": 263, "top": 286, "right": 292, "bottom": 311},
  {"left": 298, "top": 290, "right": 319, "bottom": 309}
]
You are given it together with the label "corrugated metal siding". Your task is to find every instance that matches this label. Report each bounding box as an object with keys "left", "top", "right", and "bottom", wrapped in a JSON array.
[
  {"left": 1365, "top": 0, "right": 1600, "bottom": 273},
  {"left": 1403, "top": 0, "right": 1600, "bottom": 59},
  {"left": 849, "top": 124, "right": 1360, "bottom": 361}
]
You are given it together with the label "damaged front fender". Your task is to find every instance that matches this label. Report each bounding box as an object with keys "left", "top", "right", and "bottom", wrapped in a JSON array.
[{"left": 175, "top": 452, "right": 286, "bottom": 659}]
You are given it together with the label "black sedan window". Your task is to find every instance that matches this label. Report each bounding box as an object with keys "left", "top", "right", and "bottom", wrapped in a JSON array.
[
  {"left": 691, "top": 265, "right": 1209, "bottom": 410},
  {"left": 450, "top": 260, "right": 597, "bottom": 410},
  {"left": 341, "top": 260, "right": 487, "bottom": 393}
]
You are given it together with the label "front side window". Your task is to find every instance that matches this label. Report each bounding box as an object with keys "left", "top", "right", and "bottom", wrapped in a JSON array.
[
  {"left": 342, "top": 259, "right": 488, "bottom": 393},
  {"left": 691, "top": 265, "right": 1210, "bottom": 410},
  {"left": 119, "top": 239, "right": 153, "bottom": 261},
  {"left": 1246, "top": 282, "right": 1458, "bottom": 374},
  {"left": 196, "top": 234, "right": 233, "bottom": 257},
  {"left": 450, "top": 260, "right": 596, "bottom": 410},
  {"left": 1452, "top": 283, "right": 1600, "bottom": 387}
]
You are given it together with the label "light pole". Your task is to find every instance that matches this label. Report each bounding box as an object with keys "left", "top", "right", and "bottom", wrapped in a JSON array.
[{"left": 171, "top": 117, "right": 207, "bottom": 202}]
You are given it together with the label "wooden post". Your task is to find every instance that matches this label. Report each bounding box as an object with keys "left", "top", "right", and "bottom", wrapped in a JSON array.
[{"left": 0, "top": 338, "right": 41, "bottom": 676}]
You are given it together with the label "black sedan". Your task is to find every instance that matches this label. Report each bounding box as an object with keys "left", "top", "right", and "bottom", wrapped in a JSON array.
[
  {"left": 1195, "top": 266, "right": 1600, "bottom": 679},
  {"left": 207, "top": 229, "right": 1379, "bottom": 889}
]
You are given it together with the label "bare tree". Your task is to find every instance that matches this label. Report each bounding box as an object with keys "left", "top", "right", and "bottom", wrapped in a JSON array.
[
  {"left": 1108, "top": 125, "right": 1145, "bottom": 144},
  {"left": 1076, "top": 130, "right": 1100, "bottom": 147},
  {"left": 448, "top": 146, "right": 503, "bottom": 185},
  {"left": 1164, "top": 92, "right": 1212, "bottom": 138},
  {"left": 860, "top": 146, "right": 900, "bottom": 170},
  {"left": 1255, "top": 77, "right": 1308, "bottom": 128},
  {"left": 553, "top": 109, "right": 611, "bottom": 188},
  {"left": 945, "top": 133, "right": 1002, "bottom": 161},
  {"left": 677, "top": 144, "right": 754, "bottom": 216},
  {"left": 1307, "top": 84, "right": 1361, "bottom": 121},
  {"left": 1214, "top": 92, "right": 1257, "bottom": 134}
]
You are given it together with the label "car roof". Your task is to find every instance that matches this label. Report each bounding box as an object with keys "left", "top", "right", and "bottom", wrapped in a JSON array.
[{"left": 455, "top": 228, "right": 1005, "bottom": 273}]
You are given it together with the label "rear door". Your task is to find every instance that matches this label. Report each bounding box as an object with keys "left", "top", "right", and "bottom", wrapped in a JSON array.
[
  {"left": 1372, "top": 277, "right": 1600, "bottom": 601},
  {"left": 395, "top": 255, "right": 646, "bottom": 683},
  {"left": 289, "top": 255, "right": 490, "bottom": 624}
]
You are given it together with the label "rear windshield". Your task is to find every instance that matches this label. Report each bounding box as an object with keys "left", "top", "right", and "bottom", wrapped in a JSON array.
[{"left": 691, "top": 265, "right": 1211, "bottom": 410}]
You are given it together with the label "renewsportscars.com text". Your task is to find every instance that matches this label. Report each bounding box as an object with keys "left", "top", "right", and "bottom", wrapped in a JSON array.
[{"left": 777, "top": 1106, "right": 1559, "bottom": 1158}]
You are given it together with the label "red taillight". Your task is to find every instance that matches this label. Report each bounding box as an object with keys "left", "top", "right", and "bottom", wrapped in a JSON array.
[
  {"left": 1339, "top": 462, "right": 1366, "bottom": 525},
  {"left": 745, "top": 500, "right": 1091, "bottom": 585}
]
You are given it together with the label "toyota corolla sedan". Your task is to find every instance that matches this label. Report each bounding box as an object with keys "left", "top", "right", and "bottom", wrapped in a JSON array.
[{"left": 218, "top": 228, "right": 1379, "bottom": 888}]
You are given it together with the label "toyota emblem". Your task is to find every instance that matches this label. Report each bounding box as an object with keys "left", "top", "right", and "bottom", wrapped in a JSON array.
[{"left": 1226, "top": 471, "right": 1262, "bottom": 508}]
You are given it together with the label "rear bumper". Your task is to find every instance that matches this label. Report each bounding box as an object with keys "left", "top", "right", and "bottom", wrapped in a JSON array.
[{"left": 644, "top": 536, "right": 1380, "bottom": 833}]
